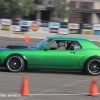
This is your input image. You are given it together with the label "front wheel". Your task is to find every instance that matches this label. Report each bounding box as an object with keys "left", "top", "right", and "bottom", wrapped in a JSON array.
[
  {"left": 5, "top": 55, "right": 25, "bottom": 72},
  {"left": 86, "top": 58, "right": 100, "bottom": 75}
]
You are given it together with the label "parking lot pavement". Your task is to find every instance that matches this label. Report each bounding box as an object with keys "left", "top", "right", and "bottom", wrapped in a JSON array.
[
  {"left": 0, "top": 70, "right": 100, "bottom": 100},
  {"left": 0, "top": 37, "right": 100, "bottom": 100}
]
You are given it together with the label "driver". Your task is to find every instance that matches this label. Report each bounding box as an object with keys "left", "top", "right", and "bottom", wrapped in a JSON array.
[{"left": 56, "top": 41, "right": 66, "bottom": 50}]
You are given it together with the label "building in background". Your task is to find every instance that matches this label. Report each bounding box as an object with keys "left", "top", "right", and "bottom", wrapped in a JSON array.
[
  {"left": 34, "top": 0, "right": 69, "bottom": 22},
  {"left": 0, "top": 0, "right": 100, "bottom": 23},
  {"left": 33, "top": 0, "right": 54, "bottom": 21},
  {"left": 69, "top": 0, "right": 100, "bottom": 23},
  {"left": 33, "top": 0, "right": 100, "bottom": 23}
]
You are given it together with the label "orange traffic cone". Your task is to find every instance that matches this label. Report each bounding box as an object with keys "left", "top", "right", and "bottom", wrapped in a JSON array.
[
  {"left": 89, "top": 77, "right": 98, "bottom": 96},
  {"left": 20, "top": 76, "right": 30, "bottom": 96},
  {"left": 24, "top": 36, "right": 30, "bottom": 42}
]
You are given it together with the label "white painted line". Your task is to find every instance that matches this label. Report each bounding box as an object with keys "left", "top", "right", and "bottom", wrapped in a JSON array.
[
  {"left": 22, "top": 93, "right": 100, "bottom": 96},
  {"left": 29, "top": 93, "right": 89, "bottom": 96},
  {"left": 39, "top": 79, "right": 90, "bottom": 94},
  {"left": 11, "top": 93, "right": 100, "bottom": 100}
]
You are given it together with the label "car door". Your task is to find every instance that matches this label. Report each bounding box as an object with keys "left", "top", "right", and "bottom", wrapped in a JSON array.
[
  {"left": 39, "top": 40, "right": 77, "bottom": 70},
  {"left": 39, "top": 50, "right": 76, "bottom": 70}
]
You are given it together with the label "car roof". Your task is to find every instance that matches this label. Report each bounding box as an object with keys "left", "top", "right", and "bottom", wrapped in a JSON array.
[{"left": 47, "top": 36, "right": 88, "bottom": 41}]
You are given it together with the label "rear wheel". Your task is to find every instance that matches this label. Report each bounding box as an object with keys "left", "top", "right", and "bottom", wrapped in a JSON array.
[
  {"left": 6, "top": 55, "right": 25, "bottom": 72},
  {"left": 86, "top": 58, "right": 100, "bottom": 75}
]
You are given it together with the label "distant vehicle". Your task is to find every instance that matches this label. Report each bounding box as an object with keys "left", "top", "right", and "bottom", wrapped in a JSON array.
[{"left": 0, "top": 36, "right": 100, "bottom": 75}]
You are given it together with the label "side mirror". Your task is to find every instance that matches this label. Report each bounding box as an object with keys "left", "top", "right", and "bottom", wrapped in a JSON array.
[{"left": 44, "top": 47, "right": 50, "bottom": 51}]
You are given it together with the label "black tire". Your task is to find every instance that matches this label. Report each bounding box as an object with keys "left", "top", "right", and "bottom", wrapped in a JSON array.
[
  {"left": 5, "top": 55, "right": 25, "bottom": 72},
  {"left": 85, "top": 58, "right": 100, "bottom": 75}
]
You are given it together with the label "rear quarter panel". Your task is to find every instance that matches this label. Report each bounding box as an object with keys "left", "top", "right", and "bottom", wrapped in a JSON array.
[{"left": 75, "top": 39, "right": 100, "bottom": 69}]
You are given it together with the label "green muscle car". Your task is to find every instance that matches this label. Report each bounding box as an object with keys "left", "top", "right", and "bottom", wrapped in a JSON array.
[{"left": 0, "top": 36, "right": 100, "bottom": 75}]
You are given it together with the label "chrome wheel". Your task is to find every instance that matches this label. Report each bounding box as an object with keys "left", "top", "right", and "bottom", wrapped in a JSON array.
[{"left": 6, "top": 56, "right": 24, "bottom": 72}]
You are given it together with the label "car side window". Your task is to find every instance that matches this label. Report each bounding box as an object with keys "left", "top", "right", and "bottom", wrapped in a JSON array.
[
  {"left": 48, "top": 40, "right": 81, "bottom": 50},
  {"left": 49, "top": 40, "right": 70, "bottom": 50},
  {"left": 73, "top": 41, "right": 82, "bottom": 50},
  {"left": 49, "top": 41, "right": 58, "bottom": 50}
]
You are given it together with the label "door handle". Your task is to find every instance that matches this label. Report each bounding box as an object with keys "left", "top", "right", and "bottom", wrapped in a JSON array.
[{"left": 70, "top": 52, "right": 75, "bottom": 54}]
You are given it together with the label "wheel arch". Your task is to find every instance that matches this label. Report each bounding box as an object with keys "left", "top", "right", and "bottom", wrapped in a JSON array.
[
  {"left": 3, "top": 53, "right": 28, "bottom": 69},
  {"left": 84, "top": 55, "right": 100, "bottom": 68}
]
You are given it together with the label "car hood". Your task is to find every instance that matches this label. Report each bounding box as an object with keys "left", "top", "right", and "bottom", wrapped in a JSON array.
[{"left": 0, "top": 45, "right": 30, "bottom": 51}]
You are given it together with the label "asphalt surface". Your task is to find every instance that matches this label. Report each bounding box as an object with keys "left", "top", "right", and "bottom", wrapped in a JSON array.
[{"left": 0, "top": 36, "right": 100, "bottom": 100}]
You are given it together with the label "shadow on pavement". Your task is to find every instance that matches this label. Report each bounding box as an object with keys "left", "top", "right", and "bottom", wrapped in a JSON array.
[{"left": 0, "top": 68, "right": 89, "bottom": 76}]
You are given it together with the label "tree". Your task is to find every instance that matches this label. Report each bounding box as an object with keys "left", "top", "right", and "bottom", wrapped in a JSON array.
[
  {"left": 53, "top": 0, "right": 71, "bottom": 20},
  {"left": 0, "top": 0, "right": 36, "bottom": 19}
]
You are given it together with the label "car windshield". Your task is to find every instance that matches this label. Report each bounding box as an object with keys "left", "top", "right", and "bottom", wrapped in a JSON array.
[{"left": 31, "top": 38, "right": 51, "bottom": 50}]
